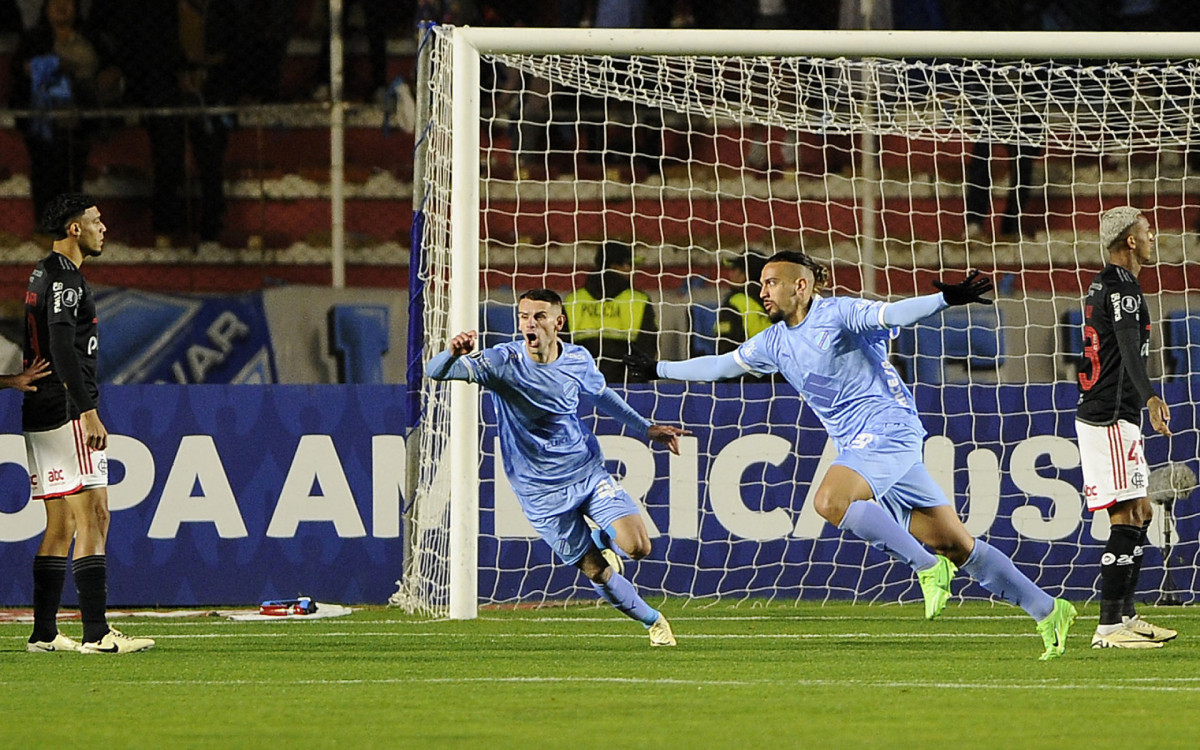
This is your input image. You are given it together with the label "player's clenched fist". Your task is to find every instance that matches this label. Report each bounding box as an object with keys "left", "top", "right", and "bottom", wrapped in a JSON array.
[{"left": 449, "top": 330, "right": 478, "bottom": 356}]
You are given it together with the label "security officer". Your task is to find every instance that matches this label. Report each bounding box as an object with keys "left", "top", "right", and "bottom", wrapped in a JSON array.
[
  {"left": 716, "top": 250, "right": 771, "bottom": 354},
  {"left": 564, "top": 242, "right": 658, "bottom": 382}
]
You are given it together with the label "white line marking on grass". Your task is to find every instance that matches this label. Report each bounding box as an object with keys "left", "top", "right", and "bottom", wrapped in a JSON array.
[
  {"left": 143, "top": 631, "right": 1044, "bottom": 640},
  {"left": 0, "top": 676, "right": 1197, "bottom": 693},
  {"left": 478, "top": 614, "right": 1038, "bottom": 623}
]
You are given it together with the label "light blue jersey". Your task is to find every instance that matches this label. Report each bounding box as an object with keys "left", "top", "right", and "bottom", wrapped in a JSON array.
[
  {"left": 427, "top": 340, "right": 651, "bottom": 523},
  {"left": 448, "top": 340, "right": 608, "bottom": 499},
  {"left": 733, "top": 295, "right": 924, "bottom": 451}
]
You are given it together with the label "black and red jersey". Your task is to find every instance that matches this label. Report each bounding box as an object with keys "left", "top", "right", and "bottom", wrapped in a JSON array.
[
  {"left": 22, "top": 252, "right": 99, "bottom": 432},
  {"left": 1076, "top": 263, "right": 1153, "bottom": 426}
]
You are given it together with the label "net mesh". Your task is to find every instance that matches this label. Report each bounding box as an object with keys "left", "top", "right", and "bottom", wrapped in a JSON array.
[{"left": 399, "top": 26, "right": 1200, "bottom": 616}]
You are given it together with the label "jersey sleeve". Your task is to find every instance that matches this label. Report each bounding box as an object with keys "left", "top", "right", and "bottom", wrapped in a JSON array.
[
  {"left": 576, "top": 348, "right": 608, "bottom": 397},
  {"left": 733, "top": 326, "right": 779, "bottom": 375},
  {"left": 46, "top": 271, "right": 84, "bottom": 328},
  {"left": 426, "top": 346, "right": 507, "bottom": 386},
  {"left": 46, "top": 268, "right": 95, "bottom": 412},
  {"left": 840, "top": 297, "right": 893, "bottom": 333},
  {"left": 1105, "top": 279, "right": 1146, "bottom": 334}
]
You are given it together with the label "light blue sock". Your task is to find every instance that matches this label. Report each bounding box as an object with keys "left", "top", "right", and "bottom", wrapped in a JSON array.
[
  {"left": 960, "top": 538, "right": 1055, "bottom": 621},
  {"left": 838, "top": 501, "right": 938, "bottom": 572},
  {"left": 591, "top": 571, "right": 659, "bottom": 627},
  {"left": 591, "top": 524, "right": 628, "bottom": 559}
]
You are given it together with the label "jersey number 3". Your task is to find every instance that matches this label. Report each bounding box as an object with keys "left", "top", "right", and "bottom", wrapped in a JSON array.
[{"left": 1078, "top": 325, "right": 1101, "bottom": 391}]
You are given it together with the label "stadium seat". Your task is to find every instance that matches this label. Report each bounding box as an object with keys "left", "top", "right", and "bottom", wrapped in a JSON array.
[
  {"left": 690, "top": 304, "right": 719, "bottom": 356},
  {"left": 1059, "top": 308, "right": 1084, "bottom": 377},
  {"left": 328, "top": 304, "right": 390, "bottom": 384},
  {"left": 1164, "top": 310, "right": 1200, "bottom": 377},
  {"left": 480, "top": 302, "right": 518, "bottom": 349},
  {"left": 893, "top": 306, "right": 1004, "bottom": 383}
]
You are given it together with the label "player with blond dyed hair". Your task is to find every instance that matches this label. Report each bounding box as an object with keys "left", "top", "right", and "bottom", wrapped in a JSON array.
[{"left": 1075, "top": 206, "right": 1177, "bottom": 649}]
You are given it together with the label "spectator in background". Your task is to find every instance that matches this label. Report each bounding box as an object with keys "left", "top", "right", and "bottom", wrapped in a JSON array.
[
  {"left": 9, "top": 0, "right": 121, "bottom": 230},
  {"left": 964, "top": 122, "right": 1040, "bottom": 243},
  {"left": 94, "top": 0, "right": 238, "bottom": 246},
  {"left": 238, "top": 0, "right": 295, "bottom": 102},
  {"left": 961, "top": 1, "right": 1042, "bottom": 243},
  {"left": 309, "top": 0, "right": 399, "bottom": 103},
  {"left": 715, "top": 251, "right": 771, "bottom": 354},
  {"left": 564, "top": 242, "right": 659, "bottom": 382}
]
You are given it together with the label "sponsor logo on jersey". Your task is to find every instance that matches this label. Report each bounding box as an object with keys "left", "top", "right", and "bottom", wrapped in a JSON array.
[
  {"left": 1110, "top": 292, "right": 1122, "bottom": 321},
  {"left": 52, "top": 281, "right": 63, "bottom": 314}
]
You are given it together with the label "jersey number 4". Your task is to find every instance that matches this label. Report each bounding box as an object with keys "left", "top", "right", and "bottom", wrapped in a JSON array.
[{"left": 1078, "top": 325, "right": 1101, "bottom": 391}]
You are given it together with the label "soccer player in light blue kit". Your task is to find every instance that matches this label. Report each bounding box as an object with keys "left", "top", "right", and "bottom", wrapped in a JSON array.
[
  {"left": 426, "top": 289, "right": 688, "bottom": 646},
  {"left": 628, "top": 250, "right": 1076, "bottom": 660}
]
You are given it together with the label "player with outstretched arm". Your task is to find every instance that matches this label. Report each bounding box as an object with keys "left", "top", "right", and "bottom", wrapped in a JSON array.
[
  {"left": 426, "top": 288, "right": 689, "bottom": 645},
  {"left": 626, "top": 250, "right": 1076, "bottom": 660}
]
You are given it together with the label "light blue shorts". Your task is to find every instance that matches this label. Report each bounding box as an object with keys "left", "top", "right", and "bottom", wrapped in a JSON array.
[
  {"left": 523, "top": 468, "right": 641, "bottom": 566},
  {"left": 832, "top": 425, "right": 949, "bottom": 529}
]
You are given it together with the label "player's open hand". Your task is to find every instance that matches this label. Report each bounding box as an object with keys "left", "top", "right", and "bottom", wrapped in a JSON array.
[
  {"left": 6, "top": 357, "right": 50, "bottom": 392},
  {"left": 933, "top": 269, "right": 994, "bottom": 305},
  {"left": 449, "top": 330, "right": 478, "bottom": 356},
  {"left": 1148, "top": 395, "right": 1171, "bottom": 437},
  {"left": 648, "top": 424, "right": 691, "bottom": 455}
]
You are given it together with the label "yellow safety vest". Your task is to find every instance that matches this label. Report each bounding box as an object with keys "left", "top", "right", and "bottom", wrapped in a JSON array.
[
  {"left": 564, "top": 287, "right": 648, "bottom": 342},
  {"left": 717, "top": 292, "right": 771, "bottom": 340}
]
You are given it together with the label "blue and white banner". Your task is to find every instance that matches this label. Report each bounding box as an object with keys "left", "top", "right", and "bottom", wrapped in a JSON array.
[
  {"left": 96, "top": 289, "right": 278, "bottom": 384},
  {"left": 0, "top": 382, "right": 1196, "bottom": 606}
]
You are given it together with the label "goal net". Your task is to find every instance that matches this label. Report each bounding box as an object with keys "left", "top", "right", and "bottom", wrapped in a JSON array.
[{"left": 396, "top": 26, "right": 1200, "bottom": 618}]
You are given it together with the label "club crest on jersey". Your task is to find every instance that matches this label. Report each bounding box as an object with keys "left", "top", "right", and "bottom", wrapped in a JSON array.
[
  {"left": 815, "top": 329, "right": 834, "bottom": 350},
  {"left": 1130, "top": 469, "right": 1145, "bottom": 489},
  {"left": 1121, "top": 295, "right": 1138, "bottom": 315}
]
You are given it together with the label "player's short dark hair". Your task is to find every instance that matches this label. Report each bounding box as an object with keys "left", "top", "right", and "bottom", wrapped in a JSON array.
[
  {"left": 765, "top": 250, "right": 830, "bottom": 290},
  {"left": 40, "top": 193, "right": 96, "bottom": 240},
  {"left": 518, "top": 288, "right": 564, "bottom": 308}
]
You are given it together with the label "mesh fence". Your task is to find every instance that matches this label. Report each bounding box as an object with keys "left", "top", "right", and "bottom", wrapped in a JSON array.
[{"left": 2, "top": 1, "right": 1200, "bottom": 304}]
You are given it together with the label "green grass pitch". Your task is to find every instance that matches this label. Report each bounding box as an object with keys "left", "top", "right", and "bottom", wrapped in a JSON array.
[{"left": 4, "top": 601, "right": 1199, "bottom": 748}]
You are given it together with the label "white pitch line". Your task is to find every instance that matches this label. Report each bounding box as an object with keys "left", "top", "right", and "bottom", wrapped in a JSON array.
[
  {"left": 0, "top": 675, "right": 1197, "bottom": 693},
  {"left": 135, "top": 630, "right": 1046, "bottom": 640}
]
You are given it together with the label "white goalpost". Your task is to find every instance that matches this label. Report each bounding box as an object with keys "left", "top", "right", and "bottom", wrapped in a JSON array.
[{"left": 397, "top": 26, "right": 1200, "bottom": 619}]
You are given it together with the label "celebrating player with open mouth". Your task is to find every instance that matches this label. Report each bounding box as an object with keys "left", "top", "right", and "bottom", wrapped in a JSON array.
[{"left": 426, "top": 288, "right": 689, "bottom": 645}]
